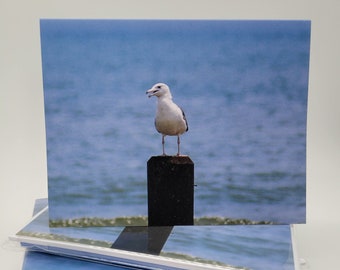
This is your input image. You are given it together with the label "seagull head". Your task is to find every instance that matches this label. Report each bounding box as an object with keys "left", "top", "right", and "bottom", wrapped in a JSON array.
[{"left": 146, "top": 83, "right": 172, "bottom": 99}]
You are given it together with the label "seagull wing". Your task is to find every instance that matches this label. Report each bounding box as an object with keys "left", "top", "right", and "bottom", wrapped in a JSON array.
[{"left": 180, "top": 107, "right": 189, "bottom": 132}]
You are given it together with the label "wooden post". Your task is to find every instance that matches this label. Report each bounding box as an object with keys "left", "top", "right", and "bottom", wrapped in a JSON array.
[
  {"left": 111, "top": 226, "right": 173, "bottom": 255},
  {"left": 147, "top": 156, "right": 194, "bottom": 226}
]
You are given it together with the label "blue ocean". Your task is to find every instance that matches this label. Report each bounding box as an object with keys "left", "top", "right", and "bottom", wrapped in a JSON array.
[{"left": 41, "top": 20, "right": 310, "bottom": 224}]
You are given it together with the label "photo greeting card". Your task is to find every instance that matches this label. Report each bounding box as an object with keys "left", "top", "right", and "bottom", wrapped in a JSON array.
[
  {"left": 14, "top": 199, "right": 297, "bottom": 270},
  {"left": 41, "top": 20, "right": 310, "bottom": 226}
]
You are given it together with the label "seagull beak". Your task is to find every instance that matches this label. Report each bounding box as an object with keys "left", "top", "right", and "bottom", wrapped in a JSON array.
[{"left": 146, "top": 88, "right": 157, "bottom": 98}]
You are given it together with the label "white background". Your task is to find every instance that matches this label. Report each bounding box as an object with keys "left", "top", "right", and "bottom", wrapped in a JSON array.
[{"left": 1, "top": 1, "right": 339, "bottom": 269}]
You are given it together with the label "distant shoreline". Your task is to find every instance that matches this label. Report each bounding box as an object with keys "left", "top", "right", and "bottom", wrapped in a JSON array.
[{"left": 49, "top": 216, "right": 275, "bottom": 227}]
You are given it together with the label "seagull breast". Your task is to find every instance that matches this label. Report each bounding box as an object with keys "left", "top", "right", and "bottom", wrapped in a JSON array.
[{"left": 155, "top": 98, "right": 188, "bottom": 136}]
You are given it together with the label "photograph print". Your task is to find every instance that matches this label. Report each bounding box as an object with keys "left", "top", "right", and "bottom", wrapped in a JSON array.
[
  {"left": 41, "top": 19, "right": 310, "bottom": 226},
  {"left": 17, "top": 200, "right": 296, "bottom": 270}
]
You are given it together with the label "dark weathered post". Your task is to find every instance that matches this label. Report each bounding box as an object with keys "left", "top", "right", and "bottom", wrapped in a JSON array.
[
  {"left": 111, "top": 226, "right": 173, "bottom": 255},
  {"left": 147, "top": 156, "right": 194, "bottom": 226}
]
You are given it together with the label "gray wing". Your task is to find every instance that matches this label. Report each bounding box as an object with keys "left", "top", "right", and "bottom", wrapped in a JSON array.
[{"left": 180, "top": 107, "right": 189, "bottom": 132}]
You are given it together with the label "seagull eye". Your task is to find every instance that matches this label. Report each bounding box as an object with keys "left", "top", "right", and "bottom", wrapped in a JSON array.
[{"left": 157, "top": 85, "right": 161, "bottom": 89}]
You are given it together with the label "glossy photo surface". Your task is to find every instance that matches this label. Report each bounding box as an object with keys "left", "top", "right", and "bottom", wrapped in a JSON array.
[{"left": 41, "top": 20, "right": 310, "bottom": 226}]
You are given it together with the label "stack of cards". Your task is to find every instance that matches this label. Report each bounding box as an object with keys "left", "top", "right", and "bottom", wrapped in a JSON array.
[{"left": 11, "top": 19, "right": 310, "bottom": 269}]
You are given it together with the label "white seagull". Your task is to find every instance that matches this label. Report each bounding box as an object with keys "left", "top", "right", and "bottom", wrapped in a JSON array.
[{"left": 146, "top": 83, "right": 188, "bottom": 156}]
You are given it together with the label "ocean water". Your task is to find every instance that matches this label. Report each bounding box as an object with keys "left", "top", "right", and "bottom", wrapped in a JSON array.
[{"left": 41, "top": 20, "right": 310, "bottom": 224}]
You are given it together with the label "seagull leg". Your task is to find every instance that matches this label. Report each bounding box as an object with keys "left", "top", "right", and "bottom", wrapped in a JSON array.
[
  {"left": 162, "top": 135, "right": 166, "bottom": 156},
  {"left": 177, "top": 135, "right": 181, "bottom": 156}
]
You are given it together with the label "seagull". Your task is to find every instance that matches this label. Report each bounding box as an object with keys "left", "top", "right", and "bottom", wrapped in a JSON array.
[{"left": 146, "top": 83, "right": 188, "bottom": 156}]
